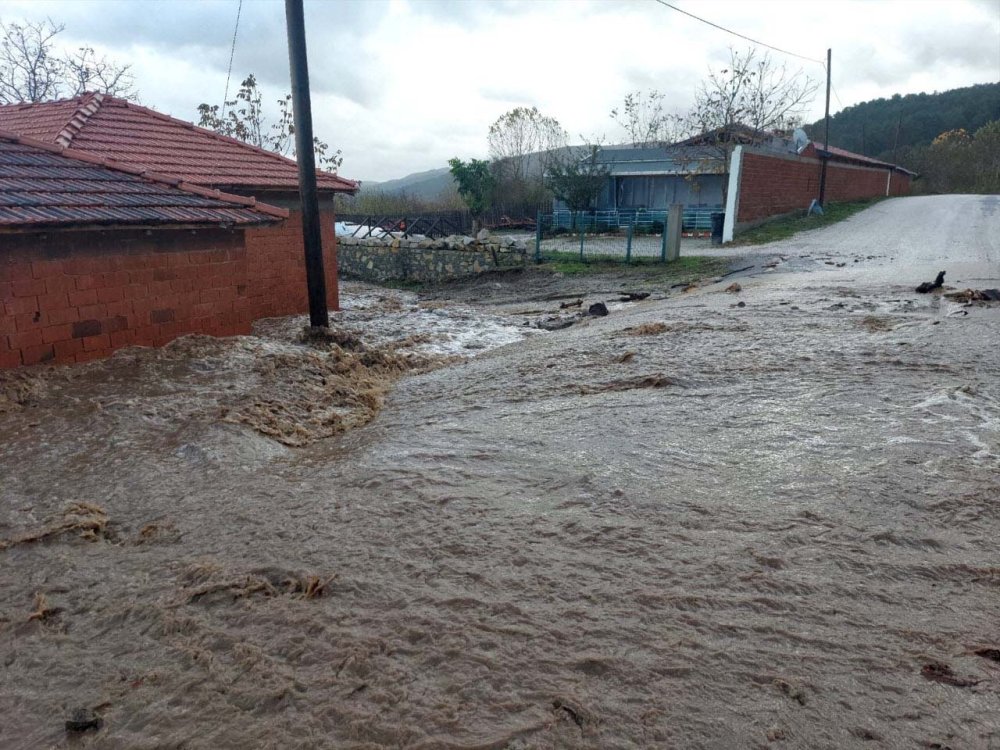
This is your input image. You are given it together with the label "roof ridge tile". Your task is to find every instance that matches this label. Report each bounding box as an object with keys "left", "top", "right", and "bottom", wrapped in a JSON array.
[
  {"left": 55, "top": 92, "right": 105, "bottom": 148},
  {"left": 92, "top": 93, "right": 357, "bottom": 189}
]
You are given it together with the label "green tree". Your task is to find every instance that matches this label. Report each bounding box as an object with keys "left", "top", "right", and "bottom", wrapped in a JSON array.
[
  {"left": 447, "top": 157, "right": 496, "bottom": 232},
  {"left": 546, "top": 145, "right": 608, "bottom": 226},
  {"left": 197, "top": 74, "right": 343, "bottom": 172},
  {"left": 971, "top": 120, "right": 1000, "bottom": 193},
  {"left": 906, "top": 121, "right": 1000, "bottom": 194}
]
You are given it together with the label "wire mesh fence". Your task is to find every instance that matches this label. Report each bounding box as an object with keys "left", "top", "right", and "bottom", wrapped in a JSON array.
[{"left": 534, "top": 206, "right": 723, "bottom": 263}]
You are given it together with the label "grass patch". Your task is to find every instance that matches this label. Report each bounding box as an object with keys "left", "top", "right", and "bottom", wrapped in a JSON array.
[
  {"left": 736, "top": 198, "right": 883, "bottom": 245},
  {"left": 537, "top": 253, "right": 731, "bottom": 283}
]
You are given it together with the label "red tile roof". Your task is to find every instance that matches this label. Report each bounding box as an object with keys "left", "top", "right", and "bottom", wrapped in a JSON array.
[
  {"left": 0, "top": 93, "right": 358, "bottom": 194},
  {"left": 807, "top": 142, "right": 915, "bottom": 174},
  {"left": 0, "top": 130, "right": 289, "bottom": 230}
]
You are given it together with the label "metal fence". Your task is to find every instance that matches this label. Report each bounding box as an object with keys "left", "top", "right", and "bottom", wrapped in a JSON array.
[{"left": 534, "top": 206, "right": 722, "bottom": 263}]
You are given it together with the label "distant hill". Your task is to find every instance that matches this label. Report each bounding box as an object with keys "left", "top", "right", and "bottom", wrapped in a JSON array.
[
  {"left": 360, "top": 147, "right": 587, "bottom": 201},
  {"left": 804, "top": 82, "right": 1000, "bottom": 162},
  {"left": 361, "top": 166, "right": 454, "bottom": 201}
]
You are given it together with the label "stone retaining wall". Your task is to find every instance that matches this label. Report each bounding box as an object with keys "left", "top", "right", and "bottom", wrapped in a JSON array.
[{"left": 337, "top": 232, "right": 527, "bottom": 283}]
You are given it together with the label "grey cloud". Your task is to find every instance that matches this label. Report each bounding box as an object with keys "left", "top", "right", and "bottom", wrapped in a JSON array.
[
  {"left": 905, "top": 22, "right": 1000, "bottom": 69},
  {"left": 16, "top": 0, "right": 385, "bottom": 104}
]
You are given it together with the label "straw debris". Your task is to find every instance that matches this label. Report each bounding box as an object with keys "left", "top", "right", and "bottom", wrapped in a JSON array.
[
  {"left": 0, "top": 503, "right": 110, "bottom": 551},
  {"left": 624, "top": 322, "right": 669, "bottom": 336},
  {"left": 0, "top": 370, "right": 49, "bottom": 414},
  {"left": 27, "top": 592, "right": 61, "bottom": 623}
]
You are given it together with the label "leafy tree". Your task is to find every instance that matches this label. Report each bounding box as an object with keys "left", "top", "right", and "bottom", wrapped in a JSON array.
[
  {"left": 901, "top": 120, "right": 1000, "bottom": 194},
  {"left": 197, "top": 73, "right": 343, "bottom": 172},
  {"left": 447, "top": 157, "right": 495, "bottom": 231},
  {"left": 0, "top": 17, "right": 136, "bottom": 103},
  {"left": 546, "top": 144, "right": 609, "bottom": 226},
  {"left": 610, "top": 90, "right": 680, "bottom": 147},
  {"left": 971, "top": 120, "right": 1000, "bottom": 193}
]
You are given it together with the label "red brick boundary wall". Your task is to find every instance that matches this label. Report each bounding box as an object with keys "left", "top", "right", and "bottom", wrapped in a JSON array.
[
  {"left": 1, "top": 209, "right": 338, "bottom": 368},
  {"left": 732, "top": 148, "right": 912, "bottom": 228}
]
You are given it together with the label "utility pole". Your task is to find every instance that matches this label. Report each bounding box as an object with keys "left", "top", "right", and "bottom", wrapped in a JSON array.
[
  {"left": 818, "top": 47, "right": 832, "bottom": 206},
  {"left": 891, "top": 111, "right": 903, "bottom": 165},
  {"left": 285, "top": 0, "right": 329, "bottom": 329}
]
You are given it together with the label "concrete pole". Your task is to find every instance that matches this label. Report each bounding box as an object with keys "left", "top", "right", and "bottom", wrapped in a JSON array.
[
  {"left": 665, "top": 203, "right": 683, "bottom": 262},
  {"left": 285, "top": 0, "right": 329, "bottom": 329},
  {"left": 818, "top": 48, "right": 832, "bottom": 206}
]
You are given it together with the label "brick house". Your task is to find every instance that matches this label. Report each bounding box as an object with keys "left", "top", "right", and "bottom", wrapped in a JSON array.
[
  {"left": 0, "top": 92, "right": 357, "bottom": 366},
  {"left": 0, "top": 131, "right": 303, "bottom": 368}
]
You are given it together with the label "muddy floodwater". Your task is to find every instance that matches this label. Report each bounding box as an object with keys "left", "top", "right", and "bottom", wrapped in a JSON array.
[{"left": 3, "top": 200, "right": 1000, "bottom": 749}]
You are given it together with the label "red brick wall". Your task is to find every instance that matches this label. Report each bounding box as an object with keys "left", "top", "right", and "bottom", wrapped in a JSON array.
[
  {"left": 736, "top": 151, "right": 912, "bottom": 224},
  {"left": 1, "top": 208, "right": 340, "bottom": 368},
  {"left": 243, "top": 207, "right": 339, "bottom": 317}
]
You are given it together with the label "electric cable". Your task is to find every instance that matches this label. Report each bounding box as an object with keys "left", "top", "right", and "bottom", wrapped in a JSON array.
[
  {"left": 221, "top": 0, "right": 243, "bottom": 119},
  {"left": 650, "top": 0, "right": 825, "bottom": 65}
]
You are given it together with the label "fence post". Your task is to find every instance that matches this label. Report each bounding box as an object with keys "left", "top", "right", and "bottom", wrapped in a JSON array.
[
  {"left": 626, "top": 222, "right": 633, "bottom": 264},
  {"left": 579, "top": 224, "right": 585, "bottom": 263},
  {"left": 666, "top": 203, "right": 683, "bottom": 262},
  {"left": 535, "top": 210, "right": 542, "bottom": 263},
  {"left": 660, "top": 218, "right": 668, "bottom": 262}
]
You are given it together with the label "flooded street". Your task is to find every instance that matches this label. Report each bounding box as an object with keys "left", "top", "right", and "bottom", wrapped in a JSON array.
[{"left": 2, "top": 195, "right": 999, "bottom": 748}]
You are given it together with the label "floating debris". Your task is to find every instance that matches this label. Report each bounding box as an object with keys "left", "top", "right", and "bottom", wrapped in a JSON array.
[
  {"left": 945, "top": 288, "right": 1000, "bottom": 303},
  {"left": 916, "top": 271, "right": 946, "bottom": 293}
]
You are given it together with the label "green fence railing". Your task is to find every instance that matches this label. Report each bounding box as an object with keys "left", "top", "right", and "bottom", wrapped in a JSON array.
[{"left": 534, "top": 206, "right": 722, "bottom": 263}]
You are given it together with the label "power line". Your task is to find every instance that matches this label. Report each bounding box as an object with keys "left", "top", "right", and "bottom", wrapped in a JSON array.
[
  {"left": 221, "top": 0, "right": 243, "bottom": 119},
  {"left": 649, "top": 0, "right": 825, "bottom": 65}
]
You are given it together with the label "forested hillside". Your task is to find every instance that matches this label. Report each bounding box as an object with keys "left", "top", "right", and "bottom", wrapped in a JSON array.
[{"left": 805, "top": 82, "right": 1000, "bottom": 160}]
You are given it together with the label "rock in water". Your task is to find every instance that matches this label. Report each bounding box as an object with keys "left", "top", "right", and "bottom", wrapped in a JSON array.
[
  {"left": 588, "top": 302, "right": 609, "bottom": 316},
  {"left": 916, "top": 270, "right": 945, "bottom": 293},
  {"left": 65, "top": 708, "right": 102, "bottom": 733}
]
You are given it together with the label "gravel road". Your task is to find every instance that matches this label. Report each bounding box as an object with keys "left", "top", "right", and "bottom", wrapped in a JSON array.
[{"left": 710, "top": 194, "right": 1000, "bottom": 285}]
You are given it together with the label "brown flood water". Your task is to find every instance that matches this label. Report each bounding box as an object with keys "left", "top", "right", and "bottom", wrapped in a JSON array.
[{"left": 1, "top": 277, "right": 999, "bottom": 749}]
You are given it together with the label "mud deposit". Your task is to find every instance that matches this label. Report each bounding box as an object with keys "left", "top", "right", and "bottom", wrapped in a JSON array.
[{"left": 2, "top": 274, "right": 1000, "bottom": 749}]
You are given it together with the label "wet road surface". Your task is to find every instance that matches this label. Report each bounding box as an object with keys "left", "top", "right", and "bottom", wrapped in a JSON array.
[{"left": 1, "top": 195, "right": 998, "bottom": 748}]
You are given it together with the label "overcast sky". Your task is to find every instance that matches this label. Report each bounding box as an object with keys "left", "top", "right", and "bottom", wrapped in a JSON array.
[{"left": 1, "top": 0, "right": 998, "bottom": 182}]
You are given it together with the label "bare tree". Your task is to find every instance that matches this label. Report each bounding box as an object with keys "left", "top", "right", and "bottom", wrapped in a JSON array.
[
  {"left": 488, "top": 106, "right": 566, "bottom": 180},
  {"left": 680, "top": 47, "right": 817, "bottom": 200},
  {"left": 487, "top": 106, "right": 566, "bottom": 207},
  {"left": 0, "top": 18, "right": 136, "bottom": 103},
  {"left": 197, "top": 74, "right": 343, "bottom": 172},
  {"left": 610, "top": 90, "right": 682, "bottom": 147},
  {"left": 684, "top": 47, "right": 816, "bottom": 148}
]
